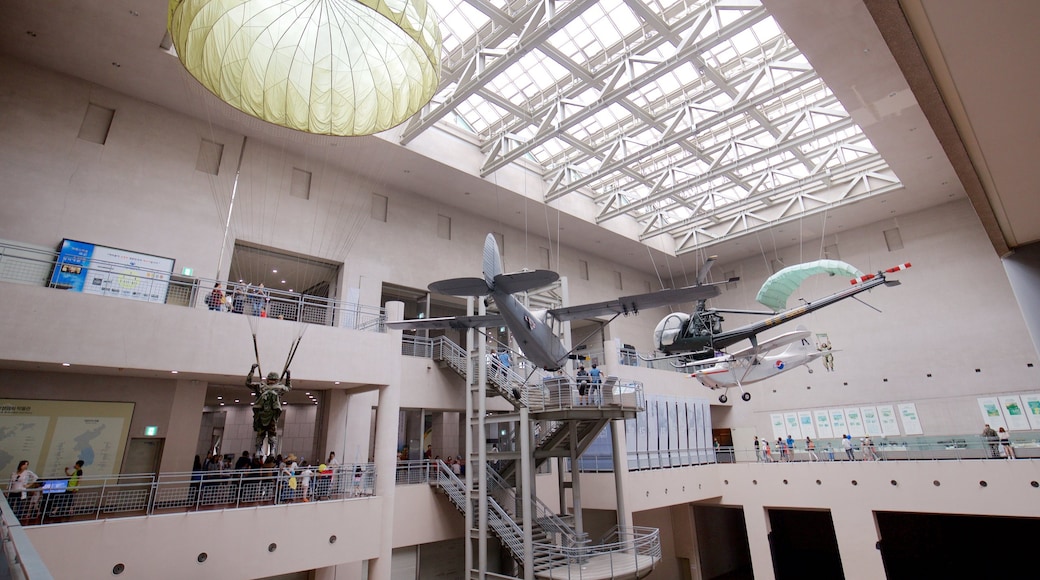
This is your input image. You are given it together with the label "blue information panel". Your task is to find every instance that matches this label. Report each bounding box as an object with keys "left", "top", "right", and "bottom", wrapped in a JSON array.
[{"left": 50, "top": 239, "right": 175, "bottom": 303}]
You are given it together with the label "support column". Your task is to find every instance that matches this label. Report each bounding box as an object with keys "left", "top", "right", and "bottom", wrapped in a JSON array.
[
  {"left": 569, "top": 421, "right": 584, "bottom": 538},
  {"left": 519, "top": 407, "right": 533, "bottom": 580},
  {"left": 830, "top": 504, "right": 885, "bottom": 580},
  {"left": 743, "top": 505, "right": 775, "bottom": 580},
  {"left": 160, "top": 379, "right": 207, "bottom": 473},
  {"left": 610, "top": 419, "right": 632, "bottom": 529},
  {"left": 323, "top": 389, "right": 349, "bottom": 461},
  {"left": 367, "top": 301, "right": 404, "bottom": 580}
]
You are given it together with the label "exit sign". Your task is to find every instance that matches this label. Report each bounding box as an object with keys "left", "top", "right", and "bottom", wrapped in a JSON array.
[{"left": 144, "top": 426, "right": 159, "bottom": 436}]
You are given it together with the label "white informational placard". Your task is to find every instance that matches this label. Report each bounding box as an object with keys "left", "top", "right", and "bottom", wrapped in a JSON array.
[
  {"left": 998, "top": 395, "right": 1031, "bottom": 431},
  {"left": 861, "top": 407, "right": 883, "bottom": 436},
  {"left": 844, "top": 408, "right": 865, "bottom": 437},
  {"left": 783, "top": 413, "right": 800, "bottom": 439},
  {"left": 667, "top": 399, "right": 679, "bottom": 467},
  {"left": 797, "top": 411, "right": 816, "bottom": 440},
  {"left": 829, "top": 409, "right": 848, "bottom": 436},
  {"left": 1021, "top": 393, "right": 1040, "bottom": 430},
  {"left": 676, "top": 400, "right": 690, "bottom": 464},
  {"left": 877, "top": 405, "right": 901, "bottom": 436},
  {"left": 626, "top": 416, "right": 639, "bottom": 470},
  {"left": 814, "top": 409, "right": 834, "bottom": 439},
  {"left": 646, "top": 399, "right": 660, "bottom": 467},
  {"left": 897, "top": 403, "right": 923, "bottom": 435},
  {"left": 977, "top": 397, "right": 1007, "bottom": 430},
  {"left": 771, "top": 414, "right": 786, "bottom": 441}
]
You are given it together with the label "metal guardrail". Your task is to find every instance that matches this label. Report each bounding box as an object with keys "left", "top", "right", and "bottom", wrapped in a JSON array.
[
  {"left": 1, "top": 494, "right": 54, "bottom": 580},
  {"left": 568, "top": 436, "right": 1040, "bottom": 473},
  {"left": 429, "top": 460, "right": 659, "bottom": 577},
  {"left": 0, "top": 241, "right": 385, "bottom": 332},
  {"left": 2, "top": 464, "right": 376, "bottom": 526},
  {"left": 486, "top": 465, "right": 588, "bottom": 550}
]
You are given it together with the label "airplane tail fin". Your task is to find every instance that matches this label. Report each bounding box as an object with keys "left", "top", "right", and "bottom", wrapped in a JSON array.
[
  {"left": 778, "top": 325, "right": 813, "bottom": 356},
  {"left": 482, "top": 233, "right": 560, "bottom": 294},
  {"left": 483, "top": 233, "right": 504, "bottom": 288}
]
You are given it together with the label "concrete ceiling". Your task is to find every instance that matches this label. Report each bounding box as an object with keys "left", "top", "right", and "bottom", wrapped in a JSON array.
[{"left": 0, "top": 0, "right": 1034, "bottom": 281}]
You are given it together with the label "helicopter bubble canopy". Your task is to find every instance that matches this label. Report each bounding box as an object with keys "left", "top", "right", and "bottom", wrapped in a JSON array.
[{"left": 654, "top": 312, "right": 690, "bottom": 350}]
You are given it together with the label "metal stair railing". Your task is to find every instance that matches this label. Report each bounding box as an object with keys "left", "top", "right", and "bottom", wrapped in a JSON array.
[
  {"left": 431, "top": 460, "right": 526, "bottom": 560},
  {"left": 428, "top": 336, "right": 527, "bottom": 408},
  {"left": 485, "top": 465, "right": 587, "bottom": 550},
  {"left": 531, "top": 526, "right": 662, "bottom": 576},
  {"left": 496, "top": 417, "right": 609, "bottom": 481}
]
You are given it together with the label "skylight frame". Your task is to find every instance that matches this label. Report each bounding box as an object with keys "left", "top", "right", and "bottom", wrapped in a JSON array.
[{"left": 418, "top": 0, "right": 897, "bottom": 253}]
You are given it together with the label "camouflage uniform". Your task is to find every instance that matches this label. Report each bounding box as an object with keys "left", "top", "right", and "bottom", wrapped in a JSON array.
[{"left": 246, "top": 365, "right": 291, "bottom": 457}]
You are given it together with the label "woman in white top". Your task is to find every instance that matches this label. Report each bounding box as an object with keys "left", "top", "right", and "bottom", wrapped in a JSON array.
[
  {"left": 8, "top": 460, "right": 39, "bottom": 521},
  {"left": 998, "top": 427, "right": 1015, "bottom": 459}
]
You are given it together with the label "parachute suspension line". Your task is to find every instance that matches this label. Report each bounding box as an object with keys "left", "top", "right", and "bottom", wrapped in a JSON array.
[
  {"left": 215, "top": 136, "right": 249, "bottom": 279},
  {"left": 281, "top": 329, "right": 306, "bottom": 378},
  {"left": 754, "top": 230, "right": 772, "bottom": 274},
  {"left": 646, "top": 246, "right": 667, "bottom": 291}
]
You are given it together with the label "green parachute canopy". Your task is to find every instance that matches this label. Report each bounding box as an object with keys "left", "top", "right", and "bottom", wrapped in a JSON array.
[{"left": 756, "top": 260, "right": 864, "bottom": 311}]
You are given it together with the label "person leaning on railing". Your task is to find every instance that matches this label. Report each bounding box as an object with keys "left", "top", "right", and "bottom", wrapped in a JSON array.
[{"left": 8, "top": 460, "right": 39, "bottom": 522}]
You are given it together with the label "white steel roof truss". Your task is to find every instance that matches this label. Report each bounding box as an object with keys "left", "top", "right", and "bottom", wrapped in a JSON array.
[{"left": 480, "top": 6, "right": 769, "bottom": 175}]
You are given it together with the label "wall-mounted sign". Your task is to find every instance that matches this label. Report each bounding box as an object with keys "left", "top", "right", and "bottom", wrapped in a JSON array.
[{"left": 50, "top": 239, "right": 174, "bottom": 303}]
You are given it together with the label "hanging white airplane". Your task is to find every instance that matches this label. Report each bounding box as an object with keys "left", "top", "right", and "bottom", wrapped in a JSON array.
[
  {"left": 386, "top": 233, "right": 735, "bottom": 372},
  {"left": 688, "top": 326, "right": 828, "bottom": 403}
]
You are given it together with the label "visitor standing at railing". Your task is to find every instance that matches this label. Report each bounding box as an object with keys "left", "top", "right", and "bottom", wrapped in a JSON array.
[
  {"left": 589, "top": 363, "right": 603, "bottom": 405},
  {"left": 981, "top": 424, "right": 1000, "bottom": 459},
  {"left": 206, "top": 282, "right": 225, "bottom": 311},
  {"left": 842, "top": 434, "right": 855, "bottom": 460},
  {"left": 53, "top": 459, "right": 84, "bottom": 517},
  {"left": 998, "top": 427, "right": 1015, "bottom": 459},
  {"left": 7, "top": 460, "right": 38, "bottom": 522},
  {"left": 806, "top": 437, "right": 819, "bottom": 461},
  {"left": 232, "top": 283, "right": 245, "bottom": 314},
  {"left": 577, "top": 366, "right": 589, "bottom": 405}
]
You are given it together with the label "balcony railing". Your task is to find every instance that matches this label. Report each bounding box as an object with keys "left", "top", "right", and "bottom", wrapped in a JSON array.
[
  {"left": 2, "top": 464, "right": 375, "bottom": 526},
  {"left": 0, "top": 240, "right": 385, "bottom": 332}
]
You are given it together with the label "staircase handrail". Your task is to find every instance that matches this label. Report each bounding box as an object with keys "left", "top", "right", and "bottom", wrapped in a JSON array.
[
  {"left": 431, "top": 460, "right": 526, "bottom": 559},
  {"left": 485, "top": 464, "right": 588, "bottom": 548}
]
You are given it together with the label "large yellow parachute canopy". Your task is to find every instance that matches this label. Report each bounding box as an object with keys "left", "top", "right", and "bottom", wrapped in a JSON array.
[
  {"left": 756, "top": 260, "right": 864, "bottom": 311},
  {"left": 168, "top": 0, "right": 442, "bottom": 136}
]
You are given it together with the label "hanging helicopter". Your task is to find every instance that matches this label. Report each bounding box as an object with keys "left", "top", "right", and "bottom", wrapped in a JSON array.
[{"left": 645, "top": 259, "right": 912, "bottom": 374}]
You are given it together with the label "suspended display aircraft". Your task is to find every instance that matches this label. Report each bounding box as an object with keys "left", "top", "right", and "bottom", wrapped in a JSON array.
[
  {"left": 687, "top": 326, "right": 828, "bottom": 403},
  {"left": 646, "top": 260, "right": 912, "bottom": 370},
  {"left": 386, "top": 234, "right": 735, "bottom": 372}
]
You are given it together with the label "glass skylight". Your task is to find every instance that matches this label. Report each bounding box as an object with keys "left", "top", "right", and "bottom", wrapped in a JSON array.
[{"left": 416, "top": 0, "right": 896, "bottom": 254}]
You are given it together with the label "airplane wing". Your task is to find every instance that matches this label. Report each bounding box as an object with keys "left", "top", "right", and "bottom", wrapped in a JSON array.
[
  {"left": 428, "top": 277, "right": 491, "bottom": 297},
  {"left": 547, "top": 282, "right": 728, "bottom": 322},
  {"left": 386, "top": 314, "right": 505, "bottom": 331},
  {"left": 727, "top": 328, "right": 812, "bottom": 359},
  {"left": 494, "top": 270, "right": 559, "bottom": 294}
]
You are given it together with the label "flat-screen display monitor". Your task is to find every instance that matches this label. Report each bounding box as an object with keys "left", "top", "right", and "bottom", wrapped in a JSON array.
[{"left": 41, "top": 479, "right": 68, "bottom": 494}]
